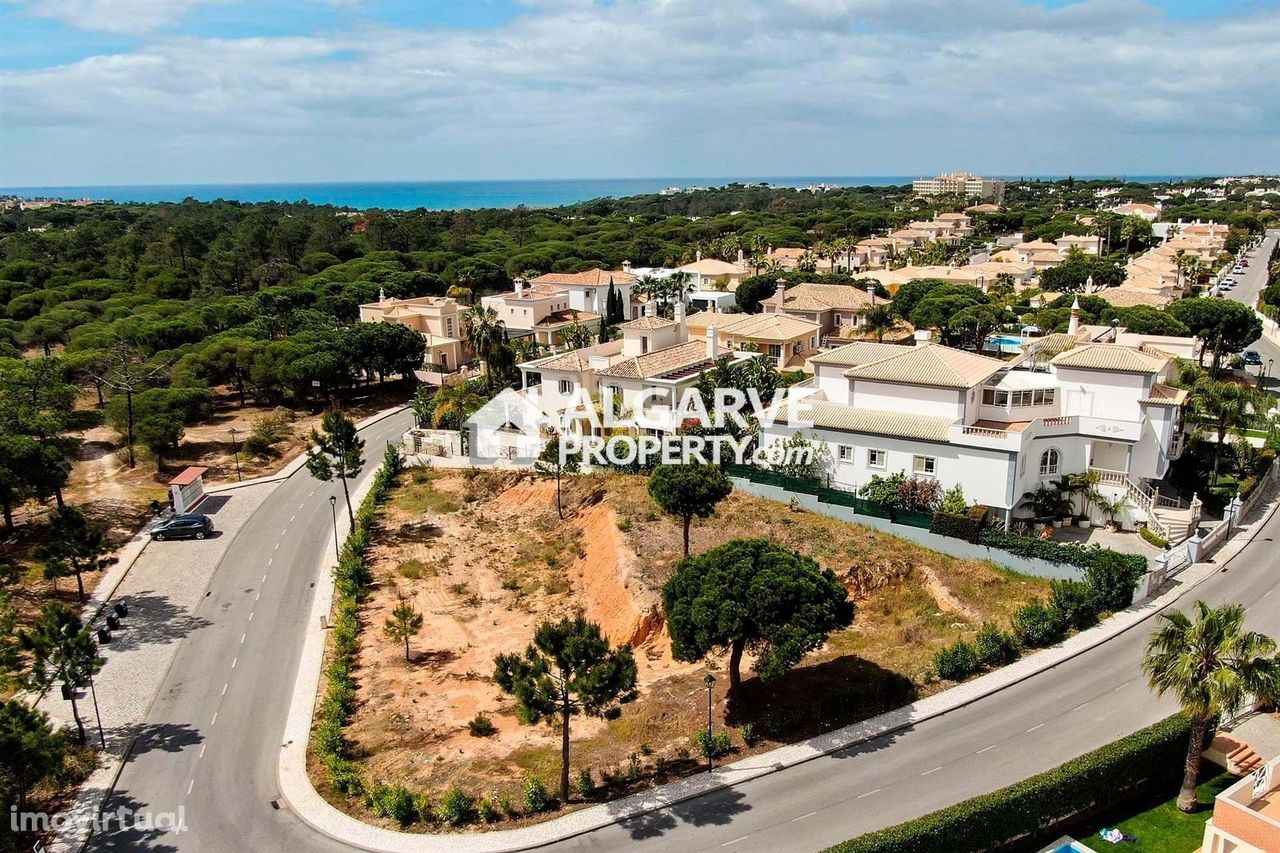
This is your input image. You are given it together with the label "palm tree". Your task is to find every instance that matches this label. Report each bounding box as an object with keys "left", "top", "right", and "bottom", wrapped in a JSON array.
[
  {"left": 430, "top": 382, "right": 485, "bottom": 430},
  {"left": 861, "top": 304, "right": 896, "bottom": 342},
  {"left": 1190, "top": 378, "right": 1263, "bottom": 484},
  {"left": 462, "top": 304, "right": 506, "bottom": 376},
  {"left": 1143, "top": 601, "right": 1280, "bottom": 812}
]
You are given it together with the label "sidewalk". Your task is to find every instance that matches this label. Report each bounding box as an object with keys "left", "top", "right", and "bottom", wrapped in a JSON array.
[
  {"left": 42, "top": 481, "right": 278, "bottom": 853},
  {"left": 273, "top": 467, "right": 1280, "bottom": 852}
]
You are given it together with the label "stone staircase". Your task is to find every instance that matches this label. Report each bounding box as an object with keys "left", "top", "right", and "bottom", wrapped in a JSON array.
[
  {"left": 1208, "top": 732, "right": 1265, "bottom": 775},
  {"left": 1152, "top": 504, "right": 1197, "bottom": 543}
]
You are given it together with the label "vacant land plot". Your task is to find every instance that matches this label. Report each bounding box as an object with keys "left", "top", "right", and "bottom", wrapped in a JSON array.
[{"left": 329, "top": 468, "right": 1049, "bottom": 825}]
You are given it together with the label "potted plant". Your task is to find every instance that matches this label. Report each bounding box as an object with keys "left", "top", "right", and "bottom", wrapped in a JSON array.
[{"left": 1097, "top": 494, "right": 1130, "bottom": 532}]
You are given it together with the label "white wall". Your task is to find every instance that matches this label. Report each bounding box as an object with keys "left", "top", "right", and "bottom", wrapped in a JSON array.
[
  {"left": 1055, "top": 368, "right": 1151, "bottom": 421},
  {"left": 849, "top": 380, "right": 965, "bottom": 420},
  {"left": 761, "top": 422, "right": 1018, "bottom": 510}
]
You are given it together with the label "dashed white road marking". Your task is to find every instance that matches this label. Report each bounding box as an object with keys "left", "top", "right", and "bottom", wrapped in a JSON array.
[
  {"left": 261, "top": 574, "right": 268, "bottom": 583},
  {"left": 290, "top": 514, "right": 295, "bottom": 522},
  {"left": 211, "top": 712, "right": 218, "bottom": 726},
  {"left": 856, "top": 788, "right": 881, "bottom": 799},
  {"left": 791, "top": 811, "right": 817, "bottom": 822},
  {"left": 1265, "top": 589, "right": 1274, "bottom": 598},
  {"left": 921, "top": 766, "right": 942, "bottom": 776},
  {"left": 221, "top": 683, "right": 228, "bottom": 697},
  {"left": 240, "top": 634, "right": 246, "bottom": 644},
  {"left": 1027, "top": 723, "right": 1045, "bottom": 733},
  {"left": 187, "top": 779, "right": 194, "bottom": 796},
  {"left": 268, "top": 557, "right": 273, "bottom": 566},
  {"left": 248, "top": 612, "right": 254, "bottom": 622},
  {"left": 199, "top": 744, "right": 206, "bottom": 759},
  {"left": 721, "top": 836, "right": 749, "bottom": 847},
  {"left": 1073, "top": 701, "right": 1090, "bottom": 712},
  {"left": 255, "top": 592, "right": 261, "bottom": 602},
  {"left": 274, "top": 543, "right": 279, "bottom": 551},
  {"left": 299, "top": 502, "right": 306, "bottom": 508},
  {"left": 280, "top": 529, "right": 288, "bottom": 537},
  {"left": 231, "top": 657, "right": 238, "bottom": 669},
  {"left": 976, "top": 744, "right": 997, "bottom": 754}
]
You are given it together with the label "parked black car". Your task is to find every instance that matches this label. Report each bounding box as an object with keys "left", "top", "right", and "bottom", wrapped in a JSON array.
[{"left": 150, "top": 514, "right": 214, "bottom": 541}]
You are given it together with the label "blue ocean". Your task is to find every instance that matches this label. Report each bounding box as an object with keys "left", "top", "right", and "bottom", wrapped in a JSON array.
[{"left": 0, "top": 175, "right": 1198, "bottom": 212}]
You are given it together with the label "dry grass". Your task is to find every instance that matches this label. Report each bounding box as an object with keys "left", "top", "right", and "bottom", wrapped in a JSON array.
[{"left": 324, "top": 470, "right": 1050, "bottom": 829}]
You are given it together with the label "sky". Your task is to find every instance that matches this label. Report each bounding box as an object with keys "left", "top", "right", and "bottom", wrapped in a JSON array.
[{"left": 1, "top": 0, "right": 1278, "bottom": 186}]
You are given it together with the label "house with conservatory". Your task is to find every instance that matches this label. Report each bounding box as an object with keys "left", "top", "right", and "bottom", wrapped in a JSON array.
[{"left": 760, "top": 324, "right": 1195, "bottom": 539}]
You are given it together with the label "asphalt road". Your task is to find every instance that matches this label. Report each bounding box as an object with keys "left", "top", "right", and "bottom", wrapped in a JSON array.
[
  {"left": 89, "top": 409, "right": 1280, "bottom": 853},
  {"left": 1222, "top": 230, "right": 1280, "bottom": 387}
]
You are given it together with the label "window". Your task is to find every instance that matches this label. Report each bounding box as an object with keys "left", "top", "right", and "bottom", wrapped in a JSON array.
[
  {"left": 1039, "top": 448, "right": 1060, "bottom": 476},
  {"left": 641, "top": 336, "right": 649, "bottom": 354},
  {"left": 446, "top": 318, "right": 454, "bottom": 335},
  {"left": 913, "top": 455, "right": 937, "bottom": 476},
  {"left": 982, "top": 388, "right": 1010, "bottom": 406},
  {"left": 838, "top": 445, "right": 854, "bottom": 462},
  {"left": 868, "top": 448, "right": 887, "bottom": 468},
  {"left": 768, "top": 344, "right": 783, "bottom": 358},
  {"left": 558, "top": 379, "right": 573, "bottom": 395}
]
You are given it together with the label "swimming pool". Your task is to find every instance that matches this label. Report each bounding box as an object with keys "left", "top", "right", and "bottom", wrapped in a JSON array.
[{"left": 985, "top": 334, "right": 1027, "bottom": 352}]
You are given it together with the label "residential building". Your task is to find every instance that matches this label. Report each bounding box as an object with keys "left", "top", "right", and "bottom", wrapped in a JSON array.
[
  {"left": 684, "top": 307, "right": 822, "bottom": 369},
  {"left": 480, "top": 279, "right": 600, "bottom": 348},
  {"left": 913, "top": 171, "right": 1006, "bottom": 201},
  {"left": 358, "top": 293, "right": 470, "bottom": 371},
  {"left": 1201, "top": 755, "right": 1280, "bottom": 853},
  {"left": 759, "top": 331, "right": 1193, "bottom": 535},
  {"left": 761, "top": 281, "right": 878, "bottom": 337},
  {"left": 1055, "top": 234, "right": 1103, "bottom": 255},
  {"left": 528, "top": 266, "right": 639, "bottom": 318},
  {"left": 1106, "top": 201, "right": 1161, "bottom": 221},
  {"left": 677, "top": 254, "right": 749, "bottom": 293}
]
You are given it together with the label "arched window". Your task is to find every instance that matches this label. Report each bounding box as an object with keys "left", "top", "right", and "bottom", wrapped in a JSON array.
[{"left": 1039, "top": 448, "right": 1060, "bottom": 477}]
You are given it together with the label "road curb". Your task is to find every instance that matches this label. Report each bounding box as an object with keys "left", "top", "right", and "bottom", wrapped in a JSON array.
[{"left": 272, "top": 458, "right": 1280, "bottom": 851}]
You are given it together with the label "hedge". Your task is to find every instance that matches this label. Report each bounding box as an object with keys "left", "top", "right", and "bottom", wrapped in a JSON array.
[
  {"left": 978, "top": 529, "right": 1147, "bottom": 577},
  {"left": 823, "top": 714, "right": 1191, "bottom": 853},
  {"left": 316, "top": 443, "right": 403, "bottom": 798},
  {"left": 929, "top": 504, "right": 989, "bottom": 543}
]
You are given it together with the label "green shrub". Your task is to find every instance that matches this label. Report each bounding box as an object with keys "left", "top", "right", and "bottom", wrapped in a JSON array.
[
  {"left": 476, "top": 796, "right": 500, "bottom": 823},
  {"left": 524, "top": 775, "right": 553, "bottom": 813},
  {"left": 435, "top": 786, "right": 476, "bottom": 827},
  {"left": 366, "top": 783, "right": 416, "bottom": 827},
  {"left": 628, "top": 752, "right": 642, "bottom": 782},
  {"left": 933, "top": 639, "right": 981, "bottom": 681},
  {"left": 978, "top": 530, "right": 1147, "bottom": 579},
  {"left": 576, "top": 768, "right": 595, "bottom": 798},
  {"left": 1084, "top": 548, "right": 1145, "bottom": 612},
  {"left": 694, "top": 726, "right": 733, "bottom": 760},
  {"left": 973, "top": 623, "right": 1019, "bottom": 667},
  {"left": 939, "top": 484, "right": 968, "bottom": 514},
  {"left": 1012, "top": 599, "right": 1068, "bottom": 648},
  {"left": 930, "top": 510, "right": 982, "bottom": 542},
  {"left": 741, "top": 722, "right": 760, "bottom": 746},
  {"left": 1138, "top": 524, "right": 1167, "bottom": 549},
  {"left": 467, "top": 712, "right": 497, "bottom": 737},
  {"left": 1048, "top": 578, "right": 1099, "bottom": 630},
  {"left": 822, "top": 715, "right": 1191, "bottom": 853}
]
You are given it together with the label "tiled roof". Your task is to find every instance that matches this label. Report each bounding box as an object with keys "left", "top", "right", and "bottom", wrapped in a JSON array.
[
  {"left": 530, "top": 268, "right": 637, "bottom": 287},
  {"left": 842, "top": 344, "right": 1007, "bottom": 389},
  {"left": 530, "top": 340, "right": 623, "bottom": 372},
  {"left": 684, "top": 311, "right": 819, "bottom": 341},
  {"left": 596, "top": 341, "right": 713, "bottom": 380},
  {"left": 677, "top": 258, "right": 747, "bottom": 276},
  {"left": 808, "top": 341, "right": 909, "bottom": 367},
  {"left": 764, "top": 283, "right": 873, "bottom": 312},
  {"left": 533, "top": 310, "right": 600, "bottom": 329},
  {"left": 618, "top": 315, "right": 677, "bottom": 331},
  {"left": 1050, "top": 344, "right": 1168, "bottom": 373},
  {"left": 1099, "top": 287, "right": 1173, "bottom": 308},
  {"left": 773, "top": 400, "right": 955, "bottom": 442},
  {"left": 1141, "top": 383, "right": 1188, "bottom": 406}
]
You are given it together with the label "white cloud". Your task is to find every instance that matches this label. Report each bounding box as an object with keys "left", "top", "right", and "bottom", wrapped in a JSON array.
[
  {"left": 3, "top": 0, "right": 1280, "bottom": 183},
  {"left": 15, "top": 0, "right": 234, "bottom": 34}
]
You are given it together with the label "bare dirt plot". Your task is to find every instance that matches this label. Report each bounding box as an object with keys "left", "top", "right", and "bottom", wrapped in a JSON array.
[{"left": 328, "top": 469, "right": 1049, "bottom": 826}]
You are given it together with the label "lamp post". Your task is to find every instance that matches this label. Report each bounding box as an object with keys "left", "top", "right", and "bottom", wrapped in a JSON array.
[
  {"left": 703, "top": 673, "right": 716, "bottom": 773},
  {"left": 1265, "top": 359, "right": 1274, "bottom": 393},
  {"left": 228, "top": 427, "right": 242, "bottom": 482},
  {"left": 329, "top": 494, "right": 340, "bottom": 561}
]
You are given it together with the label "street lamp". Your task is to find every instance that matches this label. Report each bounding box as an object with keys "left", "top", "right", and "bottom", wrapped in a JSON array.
[
  {"left": 329, "top": 495, "right": 339, "bottom": 561},
  {"left": 703, "top": 673, "right": 716, "bottom": 773},
  {"left": 1265, "top": 359, "right": 1274, "bottom": 392},
  {"left": 228, "top": 427, "right": 243, "bottom": 482}
]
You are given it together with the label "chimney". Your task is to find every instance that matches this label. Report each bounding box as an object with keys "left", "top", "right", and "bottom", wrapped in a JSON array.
[
  {"left": 737, "top": 248, "right": 745, "bottom": 264},
  {"left": 622, "top": 260, "right": 632, "bottom": 273},
  {"left": 774, "top": 278, "right": 786, "bottom": 306},
  {"left": 1068, "top": 296, "right": 1081, "bottom": 335},
  {"left": 675, "top": 301, "right": 686, "bottom": 331},
  {"left": 866, "top": 284, "right": 876, "bottom": 305},
  {"left": 514, "top": 277, "right": 525, "bottom": 296},
  {"left": 914, "top": 330, "right": 933, "bottom": 346},
  {"left": 696, "top": 250, "right": 702, "bottom": 262},
  {"left": 645, "top": 299, "right": 657, "bottom": 318},
  {"left": 767, "top": 244, "right": 773, "bottom": 255},
  {"left": 378, "top": 287, "right": 387, "bottom": 304},
  {"left": 706, "top": 324, "right": 718, "bottom": 359}
]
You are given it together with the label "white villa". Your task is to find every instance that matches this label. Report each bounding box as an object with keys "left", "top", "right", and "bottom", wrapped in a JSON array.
[{"left": 759, "top": 324, "right": 1194, "bottom": 538}]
